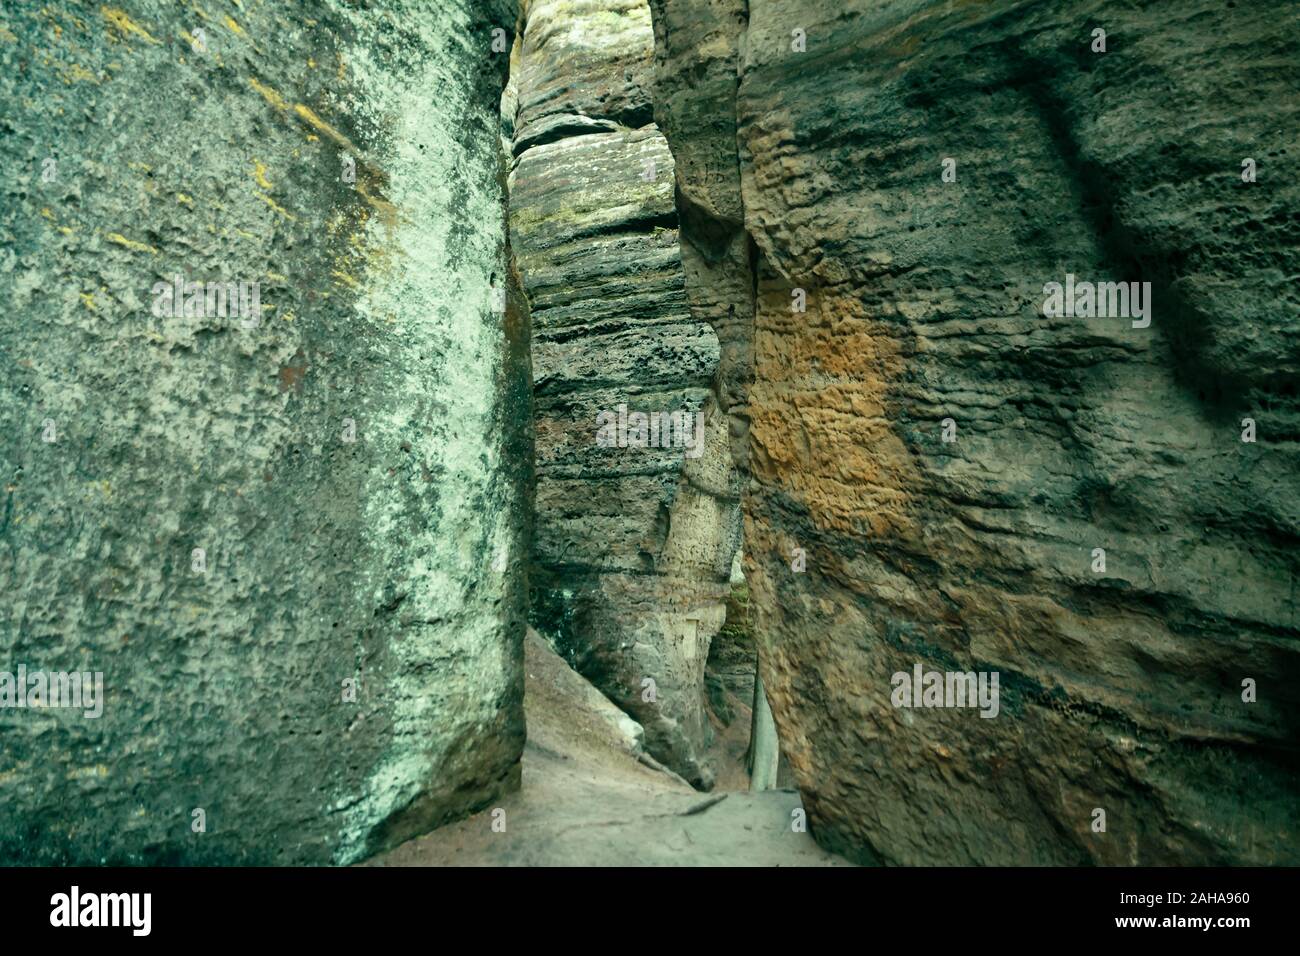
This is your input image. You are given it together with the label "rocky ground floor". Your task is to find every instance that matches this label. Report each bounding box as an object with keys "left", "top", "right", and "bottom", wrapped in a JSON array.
[{"left": 369, "top": 631, "right": 847, "bottom": 867}]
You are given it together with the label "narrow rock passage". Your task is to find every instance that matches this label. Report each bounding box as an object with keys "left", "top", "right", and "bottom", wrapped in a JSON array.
[{"left": 370, "top": 632, "right": 847, "bottom": 866}]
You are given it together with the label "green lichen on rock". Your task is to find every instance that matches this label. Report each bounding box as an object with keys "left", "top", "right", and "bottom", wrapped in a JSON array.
[{"left": 0, "top": 0, "right": 527, "bottom": 865}]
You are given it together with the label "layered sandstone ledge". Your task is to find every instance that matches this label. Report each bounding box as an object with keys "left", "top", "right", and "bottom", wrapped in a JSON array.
[{"left": 505, "top": 0, "right": 743, "bottom": 787}]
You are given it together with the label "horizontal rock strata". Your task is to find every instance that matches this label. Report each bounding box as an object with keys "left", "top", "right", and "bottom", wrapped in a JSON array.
[
  {"left": 507, "top": 0, "right": 742, "bottom": 787},
  {"left": 649, "top": 0, "right": 1300, "bottom": 863}
]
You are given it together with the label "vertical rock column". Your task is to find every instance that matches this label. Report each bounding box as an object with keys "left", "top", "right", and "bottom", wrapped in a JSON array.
[
  {"left": 651, "top": 0, "right": 1300, "bottom": 863},
  {"left": 0, "top": 0, "right": 528, "bottom": 864},
  {"left": 505, "top": 0, "right": 742, "bottom": 787}
]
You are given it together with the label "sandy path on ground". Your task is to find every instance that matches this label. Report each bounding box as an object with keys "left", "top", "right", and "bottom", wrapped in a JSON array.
[{"left": 369, "top": 632, "right": 850, "bottom": 866}]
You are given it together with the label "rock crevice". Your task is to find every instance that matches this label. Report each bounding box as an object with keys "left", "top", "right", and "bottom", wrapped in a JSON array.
[{"left": 506, "top": 0, "right": 744, "bottom": 788}]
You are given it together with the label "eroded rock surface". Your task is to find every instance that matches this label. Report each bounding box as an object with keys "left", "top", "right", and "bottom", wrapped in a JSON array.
[
  {"left": 650, "top": 0, "right": 1300, "bottom": 863},
  {"left": 506, "top": 0, "right": 742, "bottom": 787},
  {"left": 0, "top": 0, "right": 527, "bottom": 864}
]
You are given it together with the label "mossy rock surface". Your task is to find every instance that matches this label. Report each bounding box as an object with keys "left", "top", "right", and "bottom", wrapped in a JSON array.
[{"left": 0, "top": 0, "right": 527, "bottom": 865}]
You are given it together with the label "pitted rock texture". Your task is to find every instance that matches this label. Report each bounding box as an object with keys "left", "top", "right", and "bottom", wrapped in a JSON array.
[
  {"left": 0, "top": 0, "right": 527, "bottom": 864},
  {"left": 650, "top": 0, "right": 1300, "bottom": 863},
  {"left": 506, "top": 0, "right": 742, "bottom": 787}
]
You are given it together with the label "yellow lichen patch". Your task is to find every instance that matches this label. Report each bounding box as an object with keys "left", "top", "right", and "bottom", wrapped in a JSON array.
[
  {"left": 101, "top": 6, "right": 160, "bottom": 44},
  {"left": 266, "top": 271, "right": 287, "bottom": 282},
  {"left": 257, "top": 192, "right": 296, "bottom": 221},
  {"left": 0, "top": 26, "right": 19, "bottom": 44},
  {"left": 251, "top": 159, "right": 272, "bottom": 189},
  {"left": 65, "top": 765, "right": 109, "bottom": 781},
  {"left": 176, "top": 193, "right": 194, "bottom": 207},
  {"left": 307, "top": 56, "right": 316, "bottom": 68},
  {"left": 58, "top": 226, "right": 75, "bottom": 235},
  {"left": 128, "top": 161, "right": 152, "bottom": 173},
  {"left": 79, "top": 292, "right": 96, "bottom": 311},
  {"left": 325, "top": 209, "right": 348, "bottom": 237},
  {"left": 293, "top": 103, "right": 359, "bottom": 154},
  {"left": 248, "top": 76, "right": 289, "bottom": 112},
  {"left": 62, "top": 63, "right": 98, "bottom": 83},
  {"left": 330, "top": 269, "right": 358, "bottom": 289},
  {"left": 248, "top": 78, "right": 371, "bottom": 187},
  {"left": 42, "top": 6, "right": 88, "bottom": 32},
  {"left": 40, "top": 207, "right": 55, "bottom": 220},
  {"left": 105, "top": 232, "right": 157, "bottom": 255},
  {"left": 223, "top": 15, "right": 247, "bottom": 38}
]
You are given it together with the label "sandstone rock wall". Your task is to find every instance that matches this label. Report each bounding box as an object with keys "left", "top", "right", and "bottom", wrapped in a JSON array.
[
  {"left": 506, "top": 0, "right": 742, "bottom": 787},
  {"left": 650, "top": 0, "right": 1300, "bottom": 863},
  {"left": 0, "top": 0, "right": 527, "bottom": 864}
]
